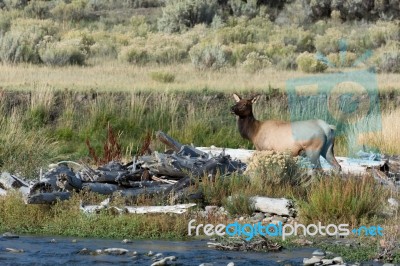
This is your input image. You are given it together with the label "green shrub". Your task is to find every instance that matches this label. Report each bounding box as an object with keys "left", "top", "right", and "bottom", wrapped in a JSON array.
[
  {"left": 119, "top": 46, "right": 149, "bottom": 65},
  {"left": 0, "top": 18, "right": 57, "bottom": 64},
  {"left": 24, "top": 0, "right": 52, "bottom": 19},
  {"left": 368, "top": 21, "right": 400, "bottom": 48},
  {"left": 150, "top": 71, "right": 175, "bottom": 83},
  {"left": 296, "top": 51, "right": 327, "bottom": 73},
  {"left": 228, "top": 0, "right": 258, "bottom": 18},
  {"left": 377, "top": 51, "right": 400, "bottom": 73},
  {"left": 315, "top": 28, "right": 344, "bottom": 54},
  {"left": 157, "top": 0, "right": 217, "bottom": 33},
  {"left": 231, "top": 43, "right": 259, "bottom": 64},
  {"left": 189, "top": 43, "right": 232, "bottom": 70},
  {"left": 281, "top": 27, "right": 315, "bottom": 52},
  {"left": 39, "top": 39, "right": 87, "bottom": 66},
  {"left": 326, "top": 52, "right": 357, "bottom": 68},
  {"left": 241, "top": 51, "right": 271, "bottom": 73},
  {"left": 0, "top": 11, "right": 12, "bottom": 33},
  {"left": 245, "top": 151, "right": 306, "bottom": 189},
  {"left": 50, "top": 0, "right": 91, "bottom": 23},
  {"left": 0, "top": 30, "right": 40, "bottom": 63},
  {"left": 89, "top": 42, "right": 118, "bottom": 59},
  {"left": 1, "top": 0, "right": 28, "bottom": 9}
]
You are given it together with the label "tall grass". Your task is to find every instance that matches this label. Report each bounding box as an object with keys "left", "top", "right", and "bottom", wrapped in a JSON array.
[
  {"left": 0, "top": 191, "right": 189, "bottom": 239},
  {"left": 299, "top": 174, "right": 387, "bottom": 226},
  {"left": 1, "top": 89, "right": 399, "bottom": 177},
  {"left": 355, "top": 108, "right": 400, "bottom": 155}
]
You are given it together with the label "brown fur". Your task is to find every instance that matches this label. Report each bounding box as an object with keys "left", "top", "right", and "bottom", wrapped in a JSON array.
[{"left": 231, "top": 93, "right": 341, "bottom": 171}]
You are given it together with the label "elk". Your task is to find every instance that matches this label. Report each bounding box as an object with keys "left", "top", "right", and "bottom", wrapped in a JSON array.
[{"left": 231, "top": 93, "right": 342, "bottom": 171}]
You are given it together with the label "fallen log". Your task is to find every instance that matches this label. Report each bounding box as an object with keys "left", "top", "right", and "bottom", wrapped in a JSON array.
[
  {"left": 27, "top": 192, "right": 71, "bottom": 204},
  {"left": 251, "top": 196, "right": 296, "bottom": 217},
  {"left": 124, "top": 203, "right": 196, "bottom": 214},
  {"left": 0, "top": 188, "right": 7, "bottom": 196},
  {"left": 82, "top": 183, "right": 119, "bottom": 195},
  {"left": 116, "top": 185, "right": 171, "bottom": 199},
  {"left": 0, "top": 172, "right": 28, "bottom": 190},
  {"left": 156, "top": 130, "right": 183, "bottom": 152}
]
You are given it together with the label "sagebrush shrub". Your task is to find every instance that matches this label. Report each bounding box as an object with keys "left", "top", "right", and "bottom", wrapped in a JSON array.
[
  {"left": 315, "top": 28, "right": 343, "bottom": 54},
  {"left": 39, "top": 39, "right": 87, "bottom": 66},
  {"left": 157, "top": 0, "right": 217, "bottom": 33},
  {"left": 326, "top": 52, "right": 357, "bottom": 68},
  {"left": 189, "top": 43, "right": 232, "bottom": 70},
  {"left": 0, "top": 30, "right": 40, "bottom": 63},
  {"left": 119, "top": 45, "right": 149, "bottom": 64},
  {"left": 378, "top": 51, "right": 400, "bottom": 73},
  {"left": 296, "top": 51, "right": 327, "bottom": 73},
  {"left": 245, "top": 150, "right": 305, "bottom": 187},
  {"left": 241, "top": 51, "right": 271, "bottom": 73}
]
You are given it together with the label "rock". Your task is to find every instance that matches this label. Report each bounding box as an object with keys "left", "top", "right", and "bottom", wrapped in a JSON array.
[
  {"left": 199, "top": 264, "right": 213, "bottom": 266},
  {"left": 151, "top": 256, "right": 177, "bottom": 266},
  {"left": 312, "top": 249, "right": 326, "bottom": 259},
  {"left": 147, "top": 251, "right": 155, "bottom": 256},
  {"left": 2, "top": 232, "right": 19, "bottom": 239},
  {"left": 250, "top": 213, "right": 265, "bottom": 223},
  {"left": 321, "top": 259, "right": 333, "bottom": 265},
  {"left": 333, "top": 257, "right": 344, "bottom": 264},
  {"left": 227, "top": 262, "right": 235, "bottom": 266},
  {"left": 71, "top": 239, "right": 77, "bottom": 243},
  {"left": 271, "top": 216, "right": 287, "bottom": 224},
  {"left": 152, "top": 253, "right": 163, "bottom": 260},
  {"left": 303, "top": 257, "right": 321, "bottom": 265},
  {"left": 238, "top": 216, "right": 245, "bottom": 222},
  {"left": 103, "top": 248, "right": 129, "bottom": 255},
  {"left": 5, "top": 248, "right": 24, "bottom": 253},
  {"left": 388, "top": 198, "right": 399, "bottom": 209},
  {"left": 50, "top": 239, "right": 56, "bottom": 243},
  {"left": 205, "top": 205, "right": 218, "bottom": 214},
  {"left": 122, "top": 239, "right": 132, "bottom": 243},
  {"left": 292, "top": 238, "right": 313, "bottom": 246}
]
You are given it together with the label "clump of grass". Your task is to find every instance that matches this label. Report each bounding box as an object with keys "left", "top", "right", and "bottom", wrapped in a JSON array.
[
  {"left": 0, "top": 112, "right": 59, "bottom": 178},
  {"left": 150, "top": 71, "right": 175, "bottom": 83},
  {"left": 299, "top": 174, "right": 387, "bottom": 226},
  {"left": 223, "top": 194, "right": 255, "bottom": 216}
]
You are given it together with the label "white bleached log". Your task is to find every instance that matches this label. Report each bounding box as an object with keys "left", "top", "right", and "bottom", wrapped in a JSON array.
[
  {"left": 124, "top": 203, "right": 196, "bottom": 214},
  {"left": 0, "top": 188, "right": 7, "bottom": 196},
  {"left": 251, "top": 196, "right": 295, "bottom": 216},
  {"left": 80, "top": 203, "right": 196, "bottom": 215}
]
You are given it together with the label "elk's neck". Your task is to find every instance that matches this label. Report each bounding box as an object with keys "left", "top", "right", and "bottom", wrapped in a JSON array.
[{"left": 237, "top": 115, "right": 260, "bottom": 141}]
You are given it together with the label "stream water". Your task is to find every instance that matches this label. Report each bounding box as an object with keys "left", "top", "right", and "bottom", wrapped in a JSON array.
[
  {"left": 0, "top": 235, "right": 385, "bottom": 266},
  {"left": 0, "top": 235, "right": 310, "bottom": 266}
]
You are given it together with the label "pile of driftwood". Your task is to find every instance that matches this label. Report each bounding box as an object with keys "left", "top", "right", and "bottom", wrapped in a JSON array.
[{"left": 0, "top": 131, "right": 246, "bottom": 206}]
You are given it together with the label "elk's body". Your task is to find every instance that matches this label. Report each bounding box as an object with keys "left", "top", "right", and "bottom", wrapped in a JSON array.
[{"left": 231, "top": 94, "right": 341, "bottom": 171}]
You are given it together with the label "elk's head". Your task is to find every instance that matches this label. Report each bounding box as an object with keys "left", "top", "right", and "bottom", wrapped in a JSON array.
[{"left": 230, "top": 93, "right": 260, "bottom": 117}]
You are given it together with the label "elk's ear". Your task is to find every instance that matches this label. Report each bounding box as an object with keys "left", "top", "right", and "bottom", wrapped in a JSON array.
[
  {"left": 251, "top": 94, "right": 261, "bottom": 104},
  {"left": 233, "top": 93, "right": 241, "bottom": 102}
]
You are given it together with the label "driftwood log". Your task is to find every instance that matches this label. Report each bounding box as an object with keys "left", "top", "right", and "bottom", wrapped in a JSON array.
[
  {"left": 27, "top": 192, "right": 71, "bottom": 204},
  {"left": 251, "top": 196, "right": 296, "bottom": 216}
]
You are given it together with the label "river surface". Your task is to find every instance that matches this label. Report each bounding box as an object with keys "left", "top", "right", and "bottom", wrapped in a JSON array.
[
  {"left": 0, "top": 236, "right": 388, "bottom": 266},
  {"left": 0, "top": 235, "right": 384, "bottom": 266}
]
